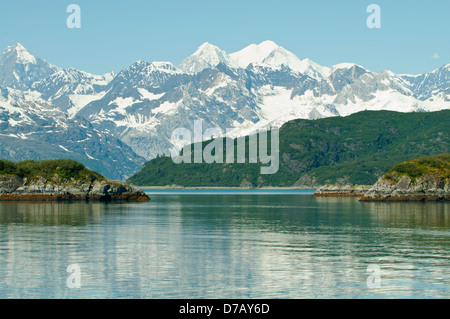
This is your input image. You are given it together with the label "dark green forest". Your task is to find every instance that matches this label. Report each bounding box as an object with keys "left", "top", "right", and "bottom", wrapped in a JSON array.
[{"left": 128, "top": 110, "right": 450, "bottom": 187}]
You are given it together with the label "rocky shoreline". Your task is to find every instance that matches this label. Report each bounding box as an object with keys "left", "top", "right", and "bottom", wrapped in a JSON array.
[
  {"left": 360, "top": 175, "right": 449, "bottom": 202},
  {"left": 0, "top": 174, "right": 150, "bottom": 202},
  {"left": 312, "top": 154, "right": 450, "bottom": 202},
  {"left": 312, "top": 174, "right": 449, "bottom": 202},
  {"left": 313, "top": 185, "right": 372, "bottom": 197},
  {"left": 138, "top": 185, "right": 316, "bottom": 190}
]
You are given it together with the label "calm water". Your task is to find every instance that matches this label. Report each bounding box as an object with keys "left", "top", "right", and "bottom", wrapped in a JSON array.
[{"left": 0, "top": 190, "right": 449, "bottom": 299}]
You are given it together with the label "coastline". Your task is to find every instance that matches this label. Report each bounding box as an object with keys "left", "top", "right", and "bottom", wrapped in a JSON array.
[
  {"left": 136, "top": 186, "right": 317, "bottom": 190},
  {"left": 312, "top": 185, "right": 371, "bottom": 198},
  {"left": 0, "top": 193, "right": 150, "bottom": 202},
  {"left": 0, "top": 176, "right": 150, "bottom": 203}
]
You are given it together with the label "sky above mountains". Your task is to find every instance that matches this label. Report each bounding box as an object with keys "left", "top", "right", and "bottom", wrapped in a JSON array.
[{"left": 0, "top": 0, "right": 449, "bottom": 75}]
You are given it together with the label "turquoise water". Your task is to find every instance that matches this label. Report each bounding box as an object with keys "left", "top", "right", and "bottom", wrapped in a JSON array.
[{"left": 0, "top": 190, "right": 449, "bottom": 299}]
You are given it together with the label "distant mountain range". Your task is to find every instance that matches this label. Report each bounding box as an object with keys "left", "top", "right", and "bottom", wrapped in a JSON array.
[{"left": 0, "top": 41, "right": 449, "bottom": 180}]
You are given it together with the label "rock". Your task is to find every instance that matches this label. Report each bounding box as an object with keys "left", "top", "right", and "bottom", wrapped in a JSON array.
[
  {"left": 313, "top": 185, "right": 372, "bottom": 197},
  {"left": 0, "top": 175, "right": 23, "bottom": 194},
  {"left": 91, "top": 181, "right": 110, "bottom": 195},
  {"left": 360, "top": 175, "right": 449, "bottom": 202},
  {"left": 293, "top": 174, "right": 320, "bottom": 189},
  {"left": 0, "top": 174, "right": 150, "bottom": 202},
  {"left": 240, "top": 180, "right": 253, "bottom": 189},
  {"left": 52, "top": 174, "right": 61, "bottom": 184},
  {"left": 396, "top": 176, "right": 411, "bottom": 189}
]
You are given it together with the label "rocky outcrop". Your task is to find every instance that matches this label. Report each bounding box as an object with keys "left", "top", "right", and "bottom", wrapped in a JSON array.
[
  {"left": 313, "top": 185, "right": 372, "bottom": 197},
  {"left": 314, "top": 154, "right": 450, "bottom": 202},
  {"left": 0, "top": 174, "right": 150, "bottom": 202},
  {"left": 360, "top": 174, "right": 449, "bottom": 202}
]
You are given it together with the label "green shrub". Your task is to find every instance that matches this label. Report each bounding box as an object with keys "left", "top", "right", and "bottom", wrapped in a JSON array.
[
  {"left": 389, "top": 162, "right": 424, "bottom": 179},
  {"left": 0, "top": 159, "right": 105, "bottom": 182},
  {"left": 0, "top": 160, "right": 16, "bottom": 175}
]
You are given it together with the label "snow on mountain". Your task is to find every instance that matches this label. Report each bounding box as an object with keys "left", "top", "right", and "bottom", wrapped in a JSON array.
[
  {"left": 230, "top": 41, "right": 331, "bottom": 79},
  {"left": 31, "top": 68, "right": 113, "bottom": 101},
  {"left": 262, "top": 47, "right": 331, "bottom": 78},
  {"left": 330, "top": 63, "right": 369, "bottom": 73},
  {"left": 400, "top": 63, "right": 450, "bottom": 101},
  {"left": 77, "top": 62, "right": 259, "bottom": 159},
  {"left": 178, "top": 42, "right": 236, "bottom": 73},
  {"left": 31, "top": 67, "right": 115, "bottom": 115},
  {"left": 0, "top": 85, "right": 144, "bottom": 180},
  {"left": 0, "top": 43, "right": 60, "bottom": 89},
  {"left": 105, "top": 60, "right": 183, "bottom": 93},
  {"left": 0, "top": 41, "right": 449, "bottom": 179},
  {"left": 230, "top": 40, "right": 280, "bottom": 68},
  {"left": 6, "top": 43, "right": 36, "bottom": 64}
]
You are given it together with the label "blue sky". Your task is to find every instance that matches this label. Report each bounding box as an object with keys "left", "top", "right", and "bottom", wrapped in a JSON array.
[{"left": 0, "top": 0, "right": 449, "bottom": 75}]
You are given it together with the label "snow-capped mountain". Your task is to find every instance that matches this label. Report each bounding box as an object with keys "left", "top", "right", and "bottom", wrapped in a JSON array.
[
  {"left": 0, "top": 41, "right": 449, "bottom": 179},
  {"left": 230, "top": 40, "right": 280, "bottom": 68},
  {"left": 229, "top": 41, "right": 331, "bottom": 79},
  {"left": 178, "top": 42, "right": 236, "bottom": 74},
  {"left": 0, "top": 45, "right": 143, "bottom": 180},
  {"left": 31, "top": 67, "right": 115, "bottom": 113},
  {"left": 0, "top": 43, "right": 60, "bottom": 90},
  {"left": 401, "top": 63, "right": 450, "bottom": 101},
  {"left": 77, "top": 61, "right": 257, "bottom": 159}
]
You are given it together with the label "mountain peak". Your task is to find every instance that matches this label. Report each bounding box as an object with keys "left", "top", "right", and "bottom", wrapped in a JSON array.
[
  {"left": 258, "top": 40, "right": 279, "bottom": 51},
  {"left": 191, "top": 42, "right": 225, "bottom": 58},
  {"left": 4, "top": 43, "right": 25, "bottom": 52},
  {"left": 178, "top": 42, "right": 234, "bottom": 74},
  {"left": 134, "top": 59, "right": 148, "bottom": 65},
  {"left": 197, "top": 42, "right": 218, "bottom": 50},
  {"left": 238, "top": 43, "right": 331, "bottom": 78},
  {"left": 9, "top": 43, "right": 26, "bottom": 51},
  {"left": 0, "top": 43, "right": 60, "bottom": 89},
  {"left": 126, "top": 60, "right": 179, "bottom": 76},
  {"left": 3, "top": 43, "right": 37, "bottom": 64},
  {"left": 150, "top": 61, "right": 179, "bottom": 73},
  {"left": 230, "top": 40, "right": 281, "bottom": 69}
]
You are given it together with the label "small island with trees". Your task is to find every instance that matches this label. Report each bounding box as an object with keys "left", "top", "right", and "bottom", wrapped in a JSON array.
[
  {"left": 0, "top": 159, "right": 150, "bottom": 202},
  {"left": 314, "top": 154, "right": 450, "bottom": 201}
]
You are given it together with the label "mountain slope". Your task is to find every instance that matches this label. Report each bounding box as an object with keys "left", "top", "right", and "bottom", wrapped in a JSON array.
[
  {"left": 0, "top": 42, "right": 449, "bottom": 181},
  {"left": 74, "top": 42, "right": 450, "bottom": 161},
  {"left": 401, "top": 63, "right": 450, "bottom": 101},
  {"left": 0, "top": 86, "right": 144, "bottom": 180},
  {"left": 178, "top": 42, "right": 236, "bottom": 73},
  {"left": 0, "top": 44, "right": 60, "bottom": 89},
  {"left": 230, "top": 40, "right": 280, "bottom": 68},
  {"left": 127, "top": 110, "right": 450, "bottom": 187}
]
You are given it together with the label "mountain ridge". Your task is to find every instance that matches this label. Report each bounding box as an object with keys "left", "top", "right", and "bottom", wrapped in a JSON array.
[{"left": 0, "top": 41, "right": 449, "bottom": 180}]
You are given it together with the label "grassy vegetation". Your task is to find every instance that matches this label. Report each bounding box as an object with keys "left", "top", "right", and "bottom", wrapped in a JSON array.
[
  {"left": 0, "top": 159, "right": 105, "bottom": 182},
  {"left": 384, "top": 153, "right": 450, "bottom": 182},
  {"left": 128, "top": 110, "right": 450, "bottom": 187}
]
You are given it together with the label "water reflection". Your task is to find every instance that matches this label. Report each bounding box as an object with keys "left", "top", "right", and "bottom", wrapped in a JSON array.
[
  {"left": 364, "top": 201, "right": 450, "bottom": 229},
  {"left": 0, "top": 202, "right": 111, "bottom": 226},
  {"left": 0, "top": 194, "right": 448, "bottom": 298}
]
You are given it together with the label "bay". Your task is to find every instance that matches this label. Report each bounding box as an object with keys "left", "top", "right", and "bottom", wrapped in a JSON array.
[{"left": 0, "top": 190, "right": 448, "bottom": 299}]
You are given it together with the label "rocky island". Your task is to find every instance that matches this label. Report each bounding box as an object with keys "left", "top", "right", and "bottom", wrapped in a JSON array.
[
  {"left": 0, "top": 159, "right": 150, "bottom": 202},
  {"left": 313, "top": 154, "right": 450, "bottom": 202},
  {"left": 360, "top": 154, "right": 449, "bottom": 202}
]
